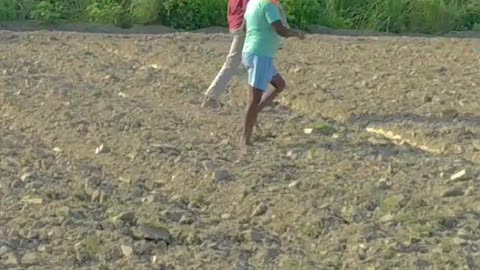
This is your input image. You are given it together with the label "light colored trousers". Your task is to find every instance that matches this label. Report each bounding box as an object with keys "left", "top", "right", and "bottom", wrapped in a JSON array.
[{"left": 204, "top": 29, "right": 245, "bottom": 100}]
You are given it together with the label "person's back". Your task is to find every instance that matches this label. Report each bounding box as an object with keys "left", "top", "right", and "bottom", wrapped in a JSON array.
[{"left": 243, "top": 0, "right": 281, "bottom": 58}]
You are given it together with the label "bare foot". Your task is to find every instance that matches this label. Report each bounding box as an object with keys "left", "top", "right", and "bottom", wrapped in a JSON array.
[
  {"left": 239, "top": 140, "right": 251, "bottom": 156},
  {"left": 241, "top": 137, "right": 253, "bottom": 147}
]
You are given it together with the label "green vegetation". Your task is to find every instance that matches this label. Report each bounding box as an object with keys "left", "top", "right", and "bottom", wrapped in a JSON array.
[{"left": 1, "top": 0, "right": 480, "bottom": 34}]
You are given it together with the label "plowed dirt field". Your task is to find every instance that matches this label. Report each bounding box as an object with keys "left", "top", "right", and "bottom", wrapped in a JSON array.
[{"left": 1, "top": 26, "right": 480, "bottom": 269}]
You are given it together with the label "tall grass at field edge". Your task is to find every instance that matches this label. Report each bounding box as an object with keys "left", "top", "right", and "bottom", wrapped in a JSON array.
[{"left": 1, "top": 0, "right": 479, "bottom": 34}]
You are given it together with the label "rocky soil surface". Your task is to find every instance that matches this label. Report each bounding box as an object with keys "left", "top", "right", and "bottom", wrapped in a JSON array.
[{"left": 1, "top": 27, "right": 480, "bottom": 269}]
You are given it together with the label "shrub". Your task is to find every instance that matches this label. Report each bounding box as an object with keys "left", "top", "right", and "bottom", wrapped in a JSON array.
[
  {"left": 463, "top": 1, "right": 480, "bottom": 30},
  {"left": 16, "top": 0, "right": 37, "bottom": 20},
  {"left": 364, "top": 0, "right": 410, "bottom": 33},
  {"left": 31, "top": 1, "right": 63, "bottom": 23},
  {"left": 0, "top": 0, "right": 17, "bottom": 21},
  {"left": 407, "top": 0, "right": 466, "bottom": 34},
  {"left": 281, "top": 0, "right": 322, "bottom": 29},
  {"left": 161, "top": 0, "right": 227, "bottom": 30},
  {"left": 131, "top": 0, "right": 161, "bottom": 24},
  {"left": 86, "top": 0, "right": 124, "bottom": 24},
  {"left": 62, "top": 0, "right": 91, "bottom": 21},
  {"left": 3, "top": 0, "right": 480, "bottom": 34}
]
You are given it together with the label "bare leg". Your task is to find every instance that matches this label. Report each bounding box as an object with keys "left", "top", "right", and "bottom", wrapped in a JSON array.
[
  {"left": 258, "top": 74, "right": 286, "bottom": 112},
  {"left": 242, "top": 86, "right": 263, "bottom": 146}
]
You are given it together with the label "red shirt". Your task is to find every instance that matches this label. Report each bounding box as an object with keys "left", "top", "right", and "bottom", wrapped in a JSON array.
[{"left": 228, "top": 0, "right": 249, "bottom": 31}]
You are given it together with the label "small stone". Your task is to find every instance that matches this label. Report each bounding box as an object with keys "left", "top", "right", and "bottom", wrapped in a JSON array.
[
  {"left": 453, "top": 145, "right": 463, "bottom": 154},
  {"left": 134, "top": 241, "right": 155, "bottom": 255},
  {"left": 0, "top": 246, "right": 10, "bottom": 256},
  {"left": 91, "top": 189, "right": 108, "bottom": 203},
  {"left": 84, "top": 177, "right": 101, "bottom": 195},
  {"left": 152, "top": 143, "right": 178, "bottom": 153},
  {"left": 20, "top": 172, "right": 33, "bottom": 182},
  {"left": 473, "top": 141, "right": 480, "bottom": 151},
  {"left": 423, "top": 95, "right": 432, "bottom": 103},
  {"left": 161, "top": 209, "right": 185, "bottom": 222},
  {"left": 449, "top": 169, "right": 471, "bottom": 182},
  {"left": 3, "top": 252, "right": 18, "bottom": 265},
  {"left": 442, "top": 186, "right": 465, "bottom": 197},
  {"left": 368, "top": 137, "right": 389, "bottom": 146},
  {"left": 151, "top": 255, "right": 158, "bottom": 264},
  {"left": 21, "top": 252, "right": 40, "bottom": 265},
  {"left": 251, "top": 202, "right": 268, "bottom": 217},
  {"left": 142, "top": 193, "right": 162, "bottom": 203},
  {"left": 55, "top": 206, "right": 71, "bottom": 218},
  {"left": 138, "top": 224, "right": 172, "bottom": 244},
  {"left": 119, "top": 176, "right": 132, "bottom": 184},
  {"left": 453, "top": 237, "right": 468, "bottom": 246},
  {"left": 25, "top": 181, "right": 43, "bottom": 189},
  {"left": 178, "top": 214, "right": 194, "bottom": 225},
  {"left": 286, "top": 150, "right": 297, "bottom": 159},
  {"left": 457, "top": 228, "right": 474, "bottom": 240},
  {"left": 121, "top": 244, "right": 134, "bottom": 257},
  {"left": 379, "top": 214, "right": 394, "bottom": 223},
  {"left": 113, "top": 212, "right": 135, "bottom": 224},
  {"left": 261, "top": 248, "right": 279, "bottom": 264},
  {"left": 319, "top": 203, "right": 330, "bottom": 209},
  {"left": 21, "top": 196, "right": 43, "bottom": 204},
  {"left": 213, "top": 169, "right": 230, "bottom": 182},
  {"left": 242, "top": 229, "right": 264, "bottom": 243},
  {"left": 111, "top": 218, "right": 125, "bottom": 229},
  {"left": 37, "top": 245, "right": 48, "bottom": 253},
  {"left": 201, "top": 160, "right": 216, "bottom": 171},
  {"left": 292, "top": 66, "right": 302, "bottom": 73},
  {"left": 288, "top": 180, "right": 300, "bottom": 188},
  {"left": 376, "top": 178, "right": 390, "bottom": 190},
  {"left": 10, "top": 180, "right": 25, "bottom": 189},
  {"left": 95, "top": 144, "right": 108, "bottom": 154},
  {"left": 303, "top": 128, "right": 313, "bottom": 135},
  {"left": 465, "top": 186, "right": 475, "bottom": 196}
]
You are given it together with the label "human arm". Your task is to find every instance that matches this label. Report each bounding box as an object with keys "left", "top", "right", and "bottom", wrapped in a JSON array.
[
  {"left": 271, "top": 21, "right": 304, "bottom": 39},
  {"left": 264, "top": 3, "right": 304, "bottom": 39}
]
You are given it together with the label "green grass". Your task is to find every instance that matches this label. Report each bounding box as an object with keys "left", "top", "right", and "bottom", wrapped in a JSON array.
[{"left": 1, "top": 0, "right": 480, "bottom": 34}]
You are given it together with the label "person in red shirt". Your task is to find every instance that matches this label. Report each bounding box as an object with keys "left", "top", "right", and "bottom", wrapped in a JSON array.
[{"left": 201, "top": 0, "right": 249, "bottom": 109}]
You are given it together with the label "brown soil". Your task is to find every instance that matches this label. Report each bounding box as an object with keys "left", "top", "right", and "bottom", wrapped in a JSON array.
[{"left": 1, "top": 25, "right": 480, "bottom": 270}]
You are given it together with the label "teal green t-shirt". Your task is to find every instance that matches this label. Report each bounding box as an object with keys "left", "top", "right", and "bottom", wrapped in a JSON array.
[{"left": 243, "top": 0, "right": 282, "bottom": 58}]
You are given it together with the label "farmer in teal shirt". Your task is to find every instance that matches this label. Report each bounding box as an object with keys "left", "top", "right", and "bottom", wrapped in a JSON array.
[{"left": 241, "top": 0, "right": 304, "bottom": 147}]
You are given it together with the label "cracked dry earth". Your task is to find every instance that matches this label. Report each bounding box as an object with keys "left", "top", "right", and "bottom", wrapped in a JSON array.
[{"left": 1, "top": 28, "right": 480, "bottom": 270}]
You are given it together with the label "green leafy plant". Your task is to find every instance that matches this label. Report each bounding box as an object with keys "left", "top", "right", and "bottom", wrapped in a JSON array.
[
  {"left": 16, "top": 0, "right": 36, "bottom": 20},
  {"left": 161, "top": 0, "right": 227, "bottom": 30},
  {"left": 86, "top": 0, "right": 124, "bottom": 24},
  {"left": 62, "top": 0, "right": 91, "bottom": 21},
  {"left": 131, "top": 0, "right": 161, "bottom": 24},
  {"left": 0, "top": 0, "right": 17, "bottom": 21},
  {"left": 86, "top": 0, "right": 133, "bottom": 28},
  {"left": 31, "top": 1, "right": 63, "bottom": 24},
  {"left": 282, "top": 0, "right": 322, "bottom": 29}
]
